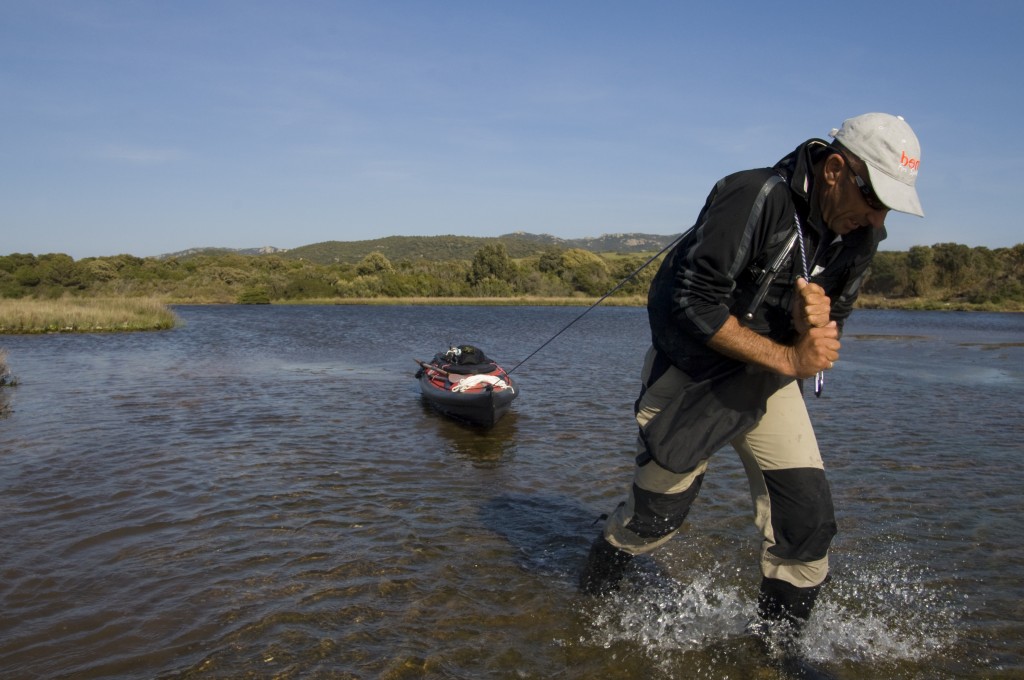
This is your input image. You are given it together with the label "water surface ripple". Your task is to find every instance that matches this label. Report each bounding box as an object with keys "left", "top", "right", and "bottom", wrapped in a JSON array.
[{"left": 1, "top": 306, "right": 1021, "bottom": 679}]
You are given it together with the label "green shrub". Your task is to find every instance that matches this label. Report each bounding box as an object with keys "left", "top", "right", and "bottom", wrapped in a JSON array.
[{"left": 237, "top": 287, "right": 271, "bottom": 304}]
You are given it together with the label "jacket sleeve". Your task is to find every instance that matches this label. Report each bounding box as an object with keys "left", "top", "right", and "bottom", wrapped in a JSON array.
[{"left": 667, "top": 172, "right": 792, "bottom": 344}]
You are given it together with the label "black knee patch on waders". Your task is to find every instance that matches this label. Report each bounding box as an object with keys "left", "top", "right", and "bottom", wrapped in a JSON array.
[
  {"left": 762, "top": 468, "right": 837, "bottom": 562},
  {"left": 624, "top": 472, "right": 705, "bottom": 539}
]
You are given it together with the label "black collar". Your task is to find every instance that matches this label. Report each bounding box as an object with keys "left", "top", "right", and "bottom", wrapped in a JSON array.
[{"left": 774, "top": 138, "right": 833, "bottom": 245}]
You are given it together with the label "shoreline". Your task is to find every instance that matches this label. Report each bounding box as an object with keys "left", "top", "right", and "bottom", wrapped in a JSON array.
[{"left": 1, "top": 294, "right": 1019, "bottom": 335}]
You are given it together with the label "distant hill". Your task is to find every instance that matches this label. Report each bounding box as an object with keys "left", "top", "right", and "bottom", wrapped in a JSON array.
[
  {"left": 159, "top": 245, "right": 289, "bottom": 259},
  {"left": 159, "top": 232, "right": 681, "bottom": 264}
]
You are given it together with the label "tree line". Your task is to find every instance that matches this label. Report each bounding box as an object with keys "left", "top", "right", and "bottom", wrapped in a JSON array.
[{"left": 1, "top": 242, "right": 1022, "bottom": 309}]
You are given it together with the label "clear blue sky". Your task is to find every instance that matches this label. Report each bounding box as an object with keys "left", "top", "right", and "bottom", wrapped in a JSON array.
[{"left": 2, "top": 1, "right": 1021, "bottom": 259}]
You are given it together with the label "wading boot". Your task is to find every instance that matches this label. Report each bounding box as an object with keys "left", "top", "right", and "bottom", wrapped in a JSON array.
[
  {"left": 579, "top": 535, "right": 633, "bottom": 595},
  {"left": 756, "top": 576, "right": 822, "bottom": 631},
  {"left": 751, "top": 577, "right": 835, "bottom": 680}
]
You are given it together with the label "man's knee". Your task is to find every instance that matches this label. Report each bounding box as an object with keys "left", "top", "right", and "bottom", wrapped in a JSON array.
[
  {"left": 624, "top": 475, "right": 704, "bottom": 539},
  {"left": 763, "top": 468, "right": 837, "bottom": 562}
]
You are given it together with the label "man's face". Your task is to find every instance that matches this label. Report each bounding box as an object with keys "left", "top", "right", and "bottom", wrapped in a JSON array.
[{"left": 820, "top": 151, "right": 889, "bottom": 235}]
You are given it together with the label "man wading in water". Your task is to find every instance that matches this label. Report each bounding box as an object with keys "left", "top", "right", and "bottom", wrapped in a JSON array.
[{"left": 580, "top": 113, "right": 924, "bottom": 664}]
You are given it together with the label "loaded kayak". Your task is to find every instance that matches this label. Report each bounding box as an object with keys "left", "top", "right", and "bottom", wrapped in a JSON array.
[{"left": 415, "top": 345, "right": 517, "bottom": 427}]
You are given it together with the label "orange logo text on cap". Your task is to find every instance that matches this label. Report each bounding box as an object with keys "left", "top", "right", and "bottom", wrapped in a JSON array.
[{"left": 900, "top": 151, "right": 920, "bottom": 174}]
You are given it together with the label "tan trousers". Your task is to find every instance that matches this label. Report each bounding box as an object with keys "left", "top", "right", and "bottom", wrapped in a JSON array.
[{"left": 604, "top": 347, "right": 834, "bottom": 589}]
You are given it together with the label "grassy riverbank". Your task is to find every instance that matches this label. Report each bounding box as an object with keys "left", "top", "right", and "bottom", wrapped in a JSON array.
[{"left": 0, "top": 297, "right": 178, "bottom": 334}]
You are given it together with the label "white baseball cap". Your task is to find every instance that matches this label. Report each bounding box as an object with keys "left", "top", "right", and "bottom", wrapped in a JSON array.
[{"left": 830, "top": 113, "right": 924, "bottom": 217}]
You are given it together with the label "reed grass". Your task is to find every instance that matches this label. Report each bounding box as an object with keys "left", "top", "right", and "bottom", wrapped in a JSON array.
[{"left": 0, "top": 297, "right": 179, "bottom": 334}]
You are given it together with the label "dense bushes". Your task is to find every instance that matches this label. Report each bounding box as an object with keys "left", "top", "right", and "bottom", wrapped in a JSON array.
[
  {"left": 1, "top": 242, "right": 1021, "bottom": 308},
  {"left": 861, "top": 243, "right": 1024, "bottom": 306}
]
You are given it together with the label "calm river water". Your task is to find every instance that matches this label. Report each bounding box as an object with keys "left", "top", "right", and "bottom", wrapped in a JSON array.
[{"left": 1, "top": 305, "right": 1022, "bottom": 680}]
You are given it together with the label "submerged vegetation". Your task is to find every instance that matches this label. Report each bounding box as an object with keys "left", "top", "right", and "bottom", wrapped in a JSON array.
[
  {"left": 0, "top": 348, "right": 13, "bottom": 385},
  {"left": 0, "top": 297, "right": 178, "bottom": 334},
  {"left": 0, "top": 238, "right": 1021, "bottom": 314},
  {"left": 0, "top": 348, "right": 15, "bottom": 417}
]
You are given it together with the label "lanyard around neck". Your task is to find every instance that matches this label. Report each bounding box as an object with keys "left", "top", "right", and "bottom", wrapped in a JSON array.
[{"left": 794, "top": 212, "right": 825, "bottom": 398}]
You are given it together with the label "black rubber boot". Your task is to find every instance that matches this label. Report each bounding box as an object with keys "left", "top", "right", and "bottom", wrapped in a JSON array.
[
  {"left": 578, "top": 535, "right": 634, "bottom": 595},
  {"left": 757, "top": 576, "right": 823, "bottom": 630},
  {"left": 753, "top": 577, "right": 835, "bottom": 679}
]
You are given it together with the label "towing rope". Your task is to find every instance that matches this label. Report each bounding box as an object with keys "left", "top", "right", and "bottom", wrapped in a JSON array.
[{"left": 506, "top": 229, "right": 691, "bottom": 376}]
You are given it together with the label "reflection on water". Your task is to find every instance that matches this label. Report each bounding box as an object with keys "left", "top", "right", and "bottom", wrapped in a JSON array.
[
  {"left": 417, "top": 401, "right": 521, "bottom": 465},
  {"left": 0, "top": 306, "right": 1021, "bottom": 679}
]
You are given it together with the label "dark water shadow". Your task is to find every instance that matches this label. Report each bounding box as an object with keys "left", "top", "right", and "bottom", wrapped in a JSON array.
[
  {"left": 847, "top": 333, "right": 930, "bottom": 341},
  {"left": 479, "top": 493, "right": 599, "bottom": 579},
  {"left": 959, "top": 341, "right": 1024, "bottom": 349}
]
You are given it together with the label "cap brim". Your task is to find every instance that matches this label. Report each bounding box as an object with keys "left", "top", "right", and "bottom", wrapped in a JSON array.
[{"left": 866, "top": 165, "right": 924, "bottom": 217}]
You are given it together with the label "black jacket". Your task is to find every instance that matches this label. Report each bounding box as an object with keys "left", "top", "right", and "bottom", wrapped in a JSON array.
[
  {"left": 648, "top": 139, "right": 884, "bottom": 382},
  {"left": 638, "top": 140, "right": 884, "bottom": 473}
]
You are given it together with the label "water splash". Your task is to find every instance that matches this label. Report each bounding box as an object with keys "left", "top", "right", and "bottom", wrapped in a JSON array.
[
  {"left": 581, "top": 550, "right": 964, "bottom": 675},
  {"left": 584, "top": 561, "right": 751, "bottom": 653},
  {"left": 802, "top": 558, "right": 963, "bottom": 664}
]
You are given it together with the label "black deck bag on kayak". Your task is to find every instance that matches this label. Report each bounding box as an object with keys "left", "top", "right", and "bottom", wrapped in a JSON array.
[{"left": 434, "top": 345, "right": 499, "bottom": 375}]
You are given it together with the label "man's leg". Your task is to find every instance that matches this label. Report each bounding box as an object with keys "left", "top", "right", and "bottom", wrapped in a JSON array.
[
  {"left": 732, "top": 381, "right": 836, "bottom": 633},
  {"left": 581, "top": 347, "right": 710, "bottom": 594}
]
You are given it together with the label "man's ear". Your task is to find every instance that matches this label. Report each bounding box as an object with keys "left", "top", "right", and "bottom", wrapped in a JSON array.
[{"left": 822, "top": 152, "right": 845, "bottom": 186}]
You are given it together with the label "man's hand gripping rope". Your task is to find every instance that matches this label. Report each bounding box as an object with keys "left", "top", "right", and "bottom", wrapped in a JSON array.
[{"left": 789, "top": 278, "right": 839, "bottom": 385}]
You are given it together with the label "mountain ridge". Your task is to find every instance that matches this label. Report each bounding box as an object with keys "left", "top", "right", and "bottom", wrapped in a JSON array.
[{"left": 158, "top": 232, "right": 682, "bottom": 264}]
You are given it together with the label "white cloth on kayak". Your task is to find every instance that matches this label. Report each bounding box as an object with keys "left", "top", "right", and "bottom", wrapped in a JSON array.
[{"left": 451, "top": 374, "right": 508, "bottom": 392}]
